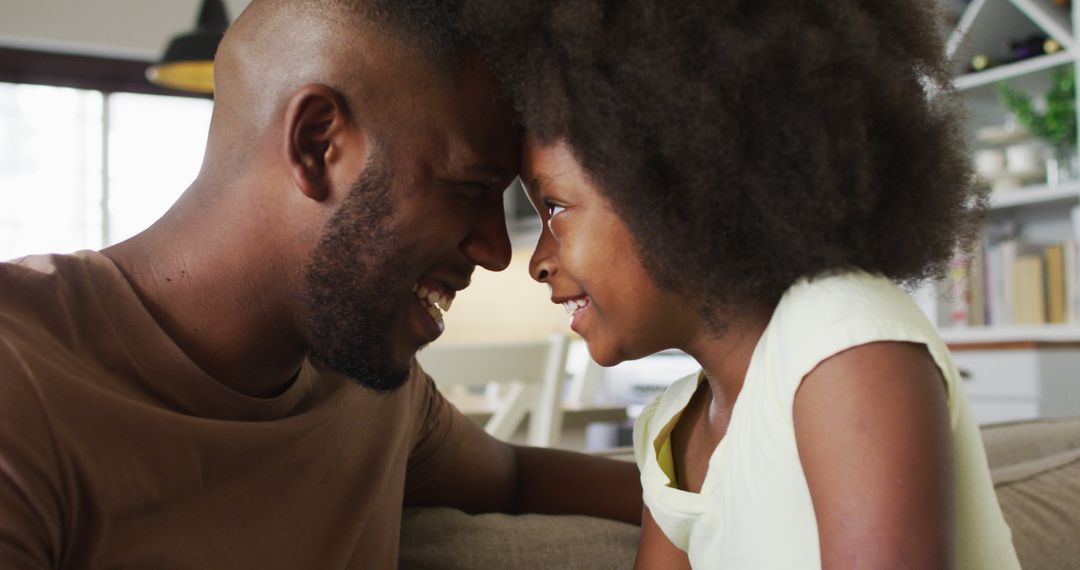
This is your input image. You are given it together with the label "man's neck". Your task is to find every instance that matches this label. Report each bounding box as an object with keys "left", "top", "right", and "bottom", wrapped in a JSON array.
[{"left": 102, "top": 197, "right": 308, "bottom": 398}]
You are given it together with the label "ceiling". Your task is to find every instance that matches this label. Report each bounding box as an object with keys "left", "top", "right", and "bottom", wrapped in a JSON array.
[{"left": 0, "top": 0, "right": 251, "bottom": 60}]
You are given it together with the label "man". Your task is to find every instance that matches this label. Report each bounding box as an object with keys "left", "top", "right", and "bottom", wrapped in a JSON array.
[{"left": 0, "top": 0, "right": 640, "bottom": 567}]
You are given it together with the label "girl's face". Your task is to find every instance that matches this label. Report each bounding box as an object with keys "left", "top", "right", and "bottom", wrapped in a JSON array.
[{"left": 521, "top": 138, "right": 703, "bottom": 366}]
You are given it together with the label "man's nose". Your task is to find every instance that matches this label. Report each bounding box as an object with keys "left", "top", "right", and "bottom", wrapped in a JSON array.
[
  {"left": 529, "top": 222, "right": 557, "bottom": 283},
  {"left": 460, "top": 196, "right": 511, "bottom": 271}
]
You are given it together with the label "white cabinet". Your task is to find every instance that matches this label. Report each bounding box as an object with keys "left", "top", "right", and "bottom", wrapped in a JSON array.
[{"left": 951, "top": 345, "right": 1080, "bottom": 423}]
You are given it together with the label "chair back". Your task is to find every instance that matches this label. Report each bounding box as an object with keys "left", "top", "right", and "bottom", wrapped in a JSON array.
[{"left": 417, "top": 334, "right": 570, "bottom": 447}]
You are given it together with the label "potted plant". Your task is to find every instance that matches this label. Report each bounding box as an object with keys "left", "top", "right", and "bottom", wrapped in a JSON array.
[{"left": 998, "top": 67, "right": 1078, "bottom": 186}]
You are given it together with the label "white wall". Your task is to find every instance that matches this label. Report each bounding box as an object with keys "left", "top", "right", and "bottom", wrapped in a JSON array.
[{"left": 0, "top": 0, "right": 251, "bottom": 59}]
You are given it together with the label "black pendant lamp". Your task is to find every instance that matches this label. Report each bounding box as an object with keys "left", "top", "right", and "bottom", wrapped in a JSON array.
[{"left": 146, "top": 0, "right": 231, "bottom": 94}]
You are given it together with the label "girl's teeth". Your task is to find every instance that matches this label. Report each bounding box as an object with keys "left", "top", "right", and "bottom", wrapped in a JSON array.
[
  {"left": 436, "top": 296, "right": 453, "bottom": 312},
  {"left": 417, "top": 286, "right": 429, "bottom": 299},
  {"left": 562, "top": 297, "right": 588, "bottom": 314},
  {"left": 427, "top": 291, "right": 440, "bottom": 305}
]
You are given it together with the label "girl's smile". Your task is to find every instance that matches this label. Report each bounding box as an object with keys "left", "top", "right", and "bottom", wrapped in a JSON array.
[{"left": 520, "top": 138, "right": 703, "bottom": 366}]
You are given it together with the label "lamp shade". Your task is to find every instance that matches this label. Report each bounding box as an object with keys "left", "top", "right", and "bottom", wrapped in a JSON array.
[{"left": 146, "top": 0, "right": 230, "bottom": 94}]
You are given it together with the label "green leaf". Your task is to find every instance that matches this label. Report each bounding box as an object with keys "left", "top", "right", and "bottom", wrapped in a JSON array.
[{"left": 997, "top": 67, "right": 1076, "bottom": 149}]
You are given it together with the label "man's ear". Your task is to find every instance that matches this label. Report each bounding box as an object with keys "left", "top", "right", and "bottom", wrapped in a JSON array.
[{"left": 283, "top": 84, "right": 354, "bottom": 202}]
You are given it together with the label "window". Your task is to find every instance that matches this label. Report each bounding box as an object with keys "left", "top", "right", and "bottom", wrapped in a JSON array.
[
  {"left": 0, "top": 49, "right": 212, "bottom": 261},
  {"left": 0, "top": 83, "right": 104, "bottom": 258},
  {"left": 106, "top": 92, "right": 212, "bottom": 244}
]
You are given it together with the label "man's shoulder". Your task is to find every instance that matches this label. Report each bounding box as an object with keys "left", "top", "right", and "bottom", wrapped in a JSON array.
[
  {"left": 0, "top": 252, "right": 113, "bottom": 384},
  {"left": 0, "top": 251, "right": 93, "bottom": 314}
]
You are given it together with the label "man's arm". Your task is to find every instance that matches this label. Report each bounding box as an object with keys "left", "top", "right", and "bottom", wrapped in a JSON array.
[
  {"left": 512, "top": 443, "right": 642, "bottom": 524},
  {"left": 403, "top": 409, "right": 642, "bottom": 525}
]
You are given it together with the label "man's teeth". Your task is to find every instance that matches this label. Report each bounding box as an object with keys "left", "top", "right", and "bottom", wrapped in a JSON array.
[
  {"left": 413, "top": 284, "right": 453, "bottom": 324},
  {"left": 562, "top": 297, "right": 589, "bottom": 315},
  {"left": 425, "top": 304, "right": 445, "bottom": 331}
]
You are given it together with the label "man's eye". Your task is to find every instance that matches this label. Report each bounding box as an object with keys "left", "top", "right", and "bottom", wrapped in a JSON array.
[
  {"left": 461, "top": 184, "right": 486, "bottom": 199},
  {"left": 452, "top": 182, "right": 487, "bottom": 200}
]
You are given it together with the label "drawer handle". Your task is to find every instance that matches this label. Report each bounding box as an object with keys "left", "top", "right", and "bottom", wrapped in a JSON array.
[{"left": 958, "top": 368, "right": 972, "bottom": 381}]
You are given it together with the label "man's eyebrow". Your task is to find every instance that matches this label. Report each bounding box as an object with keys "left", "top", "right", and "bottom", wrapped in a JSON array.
[{"left": 461, "top": 164, "right": 514, "bottom": 183}]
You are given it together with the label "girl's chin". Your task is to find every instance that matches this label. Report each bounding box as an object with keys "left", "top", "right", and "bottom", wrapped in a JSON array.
[{"left": 584, "top": 340, "right": 626, "bottom": 368}]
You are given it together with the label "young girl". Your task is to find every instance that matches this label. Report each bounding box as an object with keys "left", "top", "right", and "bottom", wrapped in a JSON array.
[{"left": 465, "top": 0, "right": 1020, "bottom": 568}]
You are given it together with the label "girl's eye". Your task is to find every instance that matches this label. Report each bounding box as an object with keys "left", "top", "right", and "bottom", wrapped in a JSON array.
[{"left": 543, "top": 199, "right": 566, "bottom": 218}]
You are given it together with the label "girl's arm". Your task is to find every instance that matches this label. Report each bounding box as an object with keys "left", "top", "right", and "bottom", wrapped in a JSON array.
[
  {"left": 634, "top": 506, "right": 691, "bottom": 569},
  {"left": 794, "top": 340, "right": 955, "bottom": 570}
]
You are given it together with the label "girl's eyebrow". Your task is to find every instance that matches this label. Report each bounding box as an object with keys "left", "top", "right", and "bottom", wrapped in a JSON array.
[{"left": 526, "top": 174, "right": 552, "bottom": 194}]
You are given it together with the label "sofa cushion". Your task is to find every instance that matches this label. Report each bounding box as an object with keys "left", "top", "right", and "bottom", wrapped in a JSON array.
[
  {"left": 992, "top": 447, "right": 1080, "bottom": 570},
  {"left": 399, "top": 507, "right": 638, "bottom": 570},
  {"left": 981, "top": 416, "right": 1080, "bottom": 470}
]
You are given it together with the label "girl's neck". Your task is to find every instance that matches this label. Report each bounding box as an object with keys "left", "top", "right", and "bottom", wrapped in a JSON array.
[{"left": 682, "top": 306, "right": 774, "bottom": 412}]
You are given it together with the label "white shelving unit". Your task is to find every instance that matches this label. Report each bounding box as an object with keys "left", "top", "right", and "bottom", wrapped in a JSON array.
[
  {"left": 954, "top": 50, "right": 1074, "bottom": 91},
  {"left": 941, "top": 322, "right": 1080, "bottom": 343},
  {"left": 933, "top": 0, "right": 1080, "bottom": 424},
  {"left": 988, "top": 180, "right": 1080, "bottom": 209},
  {"left": 935, "top": 0, "right": 1080, "bottom": 335}
]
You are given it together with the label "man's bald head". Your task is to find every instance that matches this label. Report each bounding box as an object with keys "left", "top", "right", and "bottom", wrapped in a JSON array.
[{"left": 204, "top": 0, "right": 470, "bottom": 169}]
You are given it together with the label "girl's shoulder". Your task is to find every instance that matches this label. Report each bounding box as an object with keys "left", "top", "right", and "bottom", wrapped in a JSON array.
[
  {"left": 632, "top": 370, "right": 704, "bottom": 471},
  {"left": 774, "top": 271, "right": 924, "bottom": 329},
  {"left": 760, "top": 270, "right": 950, "bottom": 397}
]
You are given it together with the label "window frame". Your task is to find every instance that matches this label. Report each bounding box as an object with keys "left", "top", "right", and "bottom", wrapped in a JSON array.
[{"left": 0, "top": 46, "right": 211, "bottom": 99}]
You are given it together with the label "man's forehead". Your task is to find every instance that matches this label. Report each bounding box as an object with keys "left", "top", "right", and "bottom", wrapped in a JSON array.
[{"left": 376, "top": 57, "right": 517, "bottom": 162}]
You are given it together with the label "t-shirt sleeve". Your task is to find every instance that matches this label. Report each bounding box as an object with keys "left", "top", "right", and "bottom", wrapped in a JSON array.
[
  {"left": 769, "top": 275, "right": 955, "bottom": 420},
  {"left": 0, "top": 336, "right": 63, "bottom": 569},
  {"left": 402, "top": 360, "right": 470, "bottom": 495}
]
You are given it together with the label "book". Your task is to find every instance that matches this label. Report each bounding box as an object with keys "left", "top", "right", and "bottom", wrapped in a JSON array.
[
  {"left": 1044, "top": 244, "right": 1067, "bottom": 323},
  {"left": 985, "top": 239, "right": 1017, "bottom": 326},
  {"left": 1013, "top": 254, "right": 1046, "bottom": 325},
  {"left": 947, "top": 252, "right": 970, "bottom": 326},
  {"left": 1066, "top": 241, "right": 1078, "bottom": 323},
  {"left": 968, "top": 245, "right": 986, "bottom": 326}
]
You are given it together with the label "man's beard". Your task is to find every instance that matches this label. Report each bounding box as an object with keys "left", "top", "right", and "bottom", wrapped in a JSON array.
[{"left": 300, "top": 157, "right": 414, "bottom": 392}]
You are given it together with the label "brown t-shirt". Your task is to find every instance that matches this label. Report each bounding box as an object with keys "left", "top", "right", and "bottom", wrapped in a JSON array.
[{"left": 0, "top": 251, "right": 469, "bottom": 569}]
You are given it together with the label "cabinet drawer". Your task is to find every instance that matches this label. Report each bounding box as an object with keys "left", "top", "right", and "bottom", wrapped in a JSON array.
[
  {"left": 950, "top": 350, "right": 1040, "bottom": 398},
  {"left": 968, "top": 398, "right": 1040, "bottom": 425}
]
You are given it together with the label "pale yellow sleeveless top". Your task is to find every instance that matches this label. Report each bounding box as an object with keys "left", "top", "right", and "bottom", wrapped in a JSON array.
[{"left": 633, "top": 272, "right": 1019, "bottom": 569}]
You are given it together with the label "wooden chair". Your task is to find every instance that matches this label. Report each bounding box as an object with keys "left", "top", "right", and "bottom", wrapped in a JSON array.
[{"left": 417, "top": 334, "right": 571, "bottom": 447}]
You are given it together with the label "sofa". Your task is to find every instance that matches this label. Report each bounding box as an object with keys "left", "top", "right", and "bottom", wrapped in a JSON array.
[{"left": 399, "top": 416, "right": 1080, "bottom": 569}]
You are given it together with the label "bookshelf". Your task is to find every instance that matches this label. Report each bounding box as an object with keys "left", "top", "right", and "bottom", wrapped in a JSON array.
[
  {"left": 928, "top": 0, "right": 1080, "bottom": 424},
  {"left": 930, "top": 0, "right": 1080, "bottom": 343}
]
